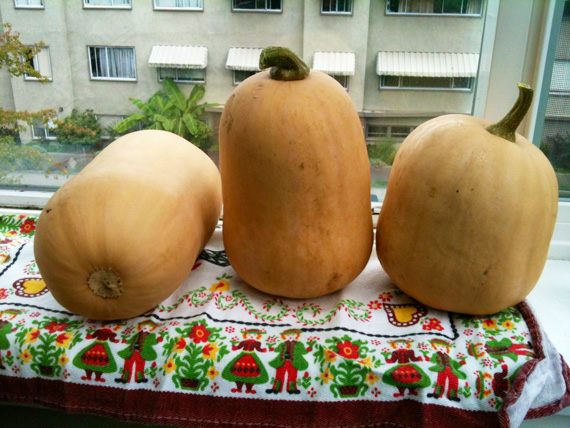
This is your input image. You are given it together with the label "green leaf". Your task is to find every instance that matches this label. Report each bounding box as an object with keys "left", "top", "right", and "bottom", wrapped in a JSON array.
[
  {"left": 129, "top": 98, "right": 156, "bottom": 116},
  {"left": 182, "top": 113, "right": 199, "bottom": 135},
  {"left": 163, "top": 77, "right": 186, "bottom": 111},
  {"left": 186, "top": 85, "right": 206, "bottom": 109},
  {"left": 113, "top": 114, "right": 146, "bottom": 133}
]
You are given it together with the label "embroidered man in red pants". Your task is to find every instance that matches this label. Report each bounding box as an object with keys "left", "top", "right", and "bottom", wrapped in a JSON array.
[
  {"left": 427, "top": 338, "right": 466, "bottom": 402},
  {"left": 266, "top": 329, "right": 310, "bottom": 395},
  {"left": 115, "top": 320, "right": 161, "bottom": 384}
]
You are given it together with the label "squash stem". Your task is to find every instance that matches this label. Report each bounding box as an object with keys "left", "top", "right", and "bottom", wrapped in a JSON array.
[
  {"left": 485, "top": 83, "right": 534, "bottom": 143},
  {"left": 259, "top": 46, "right": 310, "bottom": 81}
]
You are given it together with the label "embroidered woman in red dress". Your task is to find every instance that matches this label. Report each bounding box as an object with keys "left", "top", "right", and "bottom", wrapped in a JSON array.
[
  {"left": 72, "top": 328, "right": 119, "bottom": 382},
  {"left": 222, "top": 328, "right": 269, "bottom": 394}
]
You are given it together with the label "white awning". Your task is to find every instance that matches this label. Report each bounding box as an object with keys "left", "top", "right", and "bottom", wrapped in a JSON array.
[
  {"left": 313, "top": 52, "right": 355, "bottom": 76},
  {"left": 376, "top": 52, "right": 479, "bottom": 77},
  {"left": 148, "top": 45, "right": 208, "bottom": 69},
  {"left": 226, "top": 47, "right": 263, "bottom": 71}
]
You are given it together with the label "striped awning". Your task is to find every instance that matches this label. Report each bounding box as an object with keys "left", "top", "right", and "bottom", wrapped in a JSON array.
[
  {"left": 226, "top": 47, "right": 263, "bottom": 71},
  {"left": 376, "top": 52, "right": 479, "bottom": 78},
  {"left": 313, "top": 52, "right": 355, "bottom": 76},
  {"left": 148, "top": 45, "right": 208, "bottom": 69}
]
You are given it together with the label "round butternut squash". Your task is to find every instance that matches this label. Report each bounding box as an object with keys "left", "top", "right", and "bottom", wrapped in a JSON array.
[
  {"left": 219, "top": 47, "right": 373, "bottom": 299},
  {"left": 33, "top": 130, "right": 222, "bottom": 320},
  {"left": 376, "top": 83, "right": 559, "bottom": 315}
]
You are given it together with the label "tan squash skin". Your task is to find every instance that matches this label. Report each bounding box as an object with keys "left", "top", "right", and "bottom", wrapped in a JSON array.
[
  {"left": 220, "top": 69, "right": 373, "bottom": 299},
  {"left": 376, "top": 114, "right": 559, "bottom": 315},
  {"left": 33, "top": 130, "right": 222, "bottom": 320}
]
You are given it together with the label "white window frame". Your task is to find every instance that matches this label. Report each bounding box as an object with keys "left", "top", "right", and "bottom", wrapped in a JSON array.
[
  {"left": 153, "top": 0, "right": 204, "bottom": 10},
  {"left": 14, "top": 0, "right": 44, "bottom": 8},
  {"left": 385, "top": 0, "right": 483, "bottom": 16},
  {"left": 83, "top": 0, "right": 132, "bottom": 9},
  {"left": 31, "top": 118, "right": 57, "bottom": 140},
  {"left": 23, "top": 46, "right": 52, "bottom": 81},
  {"left": 232, "top": 0, "right": 282, "bottom": 13},
  {"left": 321, "top": 0, "right": 353, "bottom": 15},
  {"left": 157, "top": 67, "right": 206, "bottom": 84},
  {"left": 379, "top": 75, "right": 474, "bottom": 91},
  {"left": 88, "top": 46, "right": 137, "bottom": 81}
]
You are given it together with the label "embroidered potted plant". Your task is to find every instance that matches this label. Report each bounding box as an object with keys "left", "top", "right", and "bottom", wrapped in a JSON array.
[
  {"left": 313, "top": 334, "right": 380, "bottom": 398},
  {"left": 162, "top": 319, "right": 228, "bottom": 391},
  {"left": 15, "top": 316, "right": 83, "bottom": 377}
]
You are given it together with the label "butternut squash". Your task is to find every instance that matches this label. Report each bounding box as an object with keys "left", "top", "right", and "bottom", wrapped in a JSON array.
[
  {"left": 219, "top": 47, "right": 373, "bottom": 299},
  {"left": 33, "top": 130, "right": 222, "bottom": 320}
]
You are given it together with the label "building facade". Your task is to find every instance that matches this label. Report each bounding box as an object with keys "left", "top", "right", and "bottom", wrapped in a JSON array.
[{"left": 1, "top": 0, "right": 487, "bottom": 144}]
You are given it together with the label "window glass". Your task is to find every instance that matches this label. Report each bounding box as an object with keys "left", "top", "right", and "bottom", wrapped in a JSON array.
[{"left": 0, "top": 0, "right": 566, "bottom": 207}]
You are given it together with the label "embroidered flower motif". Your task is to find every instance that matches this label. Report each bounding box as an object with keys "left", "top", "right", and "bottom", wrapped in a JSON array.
[
  {"left": 189, "top": 324, "right": 211, "bottom": 344},
  {"left": 20, "top": 348, "right": 33, "bottom": 363},
  {"left": 206, "top": 366, "right": 219, "bottom": 380},
  {"left": 371, "top": 387, "right": 381, "bottom": 397},
  {"left": 368, "top": 300, "right": 382, "bottom": 310},
  {"left": 163, "top": 358, "right": 177, "bottom": 374},
  {"left": 320, "top": 368, "right": 334, "bottom": 384},
  {"left": 0, "top": 254, "right": 10, "bottom": 264},
  {"left": 323, "top": 348, "right": 337, "bottom": 364},
  {"left": 55, "top": 332, "right": 73, "bottom": 348},
  {"left": 0, "top": 288, "right": 9, "bottom": 300},
  {"left": 202, "top": 342, "right": 220, "bottom": 360},
  {"left": 378, "top": 291, "right": 393, "bottom": 302},
  {"left": 337, "top": 340, "right": 360, "bottom": 360},
  {"left": 209, "top": 279, "right": 230, "bottom": 293},
  {"left": 358, "top": 356, "right": 374, "bottom": 368},
  {"left": 422, "top": 318, "right": 443, "bottom": 331},
  {"left": 174, "top": 337, "right": 187, "bottom": 353},
  {"left": 24, "top": 328, "right": 40, "bottom": 344},
  {"left": 482, "top": 319, "right": 499, "bottom": 331},
  {"left": 502, "top": 320, "right": 515, "bottom": 330},
  {"left": 45, "top": 321, "right": 68, "bottom": 334},
  {"left": 58, "top": 353, "right": 69, "bottom": 366},
  {"left": 365, "top": 371, "right": 379, "bottom": 386},
  {"left": 19, "top": 218, "right": 36, "bottom": 235}
]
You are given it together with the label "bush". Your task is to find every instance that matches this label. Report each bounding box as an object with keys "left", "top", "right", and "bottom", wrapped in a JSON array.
[
  {"left": 54, "top": 109, "right": 102, "bottom": 146},
  {"left": 541, "top": 133, "right": 570, "bottom": 172},
  {"left": 367, "top": 140, "right": 398, "bottom": 166}
]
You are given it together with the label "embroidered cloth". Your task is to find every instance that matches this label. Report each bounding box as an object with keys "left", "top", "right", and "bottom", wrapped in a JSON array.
[{"left": 0, "top": 214, "right": 568, "bottom": 427}]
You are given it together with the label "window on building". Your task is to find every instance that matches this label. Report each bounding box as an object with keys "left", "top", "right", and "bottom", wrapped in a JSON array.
[
  {"left": 23, "top": 47, "right": 52, "bottom": 81},
  {"left": 322, "top": 0, "right": 353, "bottom": 14},
  {"left": 154, "top": 0, "right": 204, "bottom": 10},
  {"left": 386, "top": 0, "right": 483, "bottom": 15},
  {"left": 157, "top": 67, "right": 205, "bottom": 83},
  {"left": 14, "top": 0, "right": 44, "bottom": 8},
  {"left": 332, "top": 75, "right": 349, "bottom": 90},
  {"left": 31, "top": 119, "right": 56, "bottom": 140},
  {"left": 233, "top": 70, "right": 257, "bottom": 85},
  {"left": 366, "top": 124, "right": 414, "bottom": 140},
  {"left": 88, "top": 46, "right": 136, "bottom": 80},
  {"left": 232, "top": 0, "right": 282, "bottom": 12},
  {"left": 83, "top": 0, "right": 132, "bottom": 8},
  {"left": 379, "top": 75, "right": 473, "bottom": 90}
]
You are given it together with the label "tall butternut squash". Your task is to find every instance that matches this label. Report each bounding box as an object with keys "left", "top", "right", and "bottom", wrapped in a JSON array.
[{"left": 219, "top": 47, "right": 373, "bottom": 298}]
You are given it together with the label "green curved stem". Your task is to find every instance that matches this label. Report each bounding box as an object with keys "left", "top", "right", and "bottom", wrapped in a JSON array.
[
  {"left": 485, "top": 83, "right": 534, "bottom": 143},
  {"left": 259, "top": 46, "right": 310, "bottom": 81}
]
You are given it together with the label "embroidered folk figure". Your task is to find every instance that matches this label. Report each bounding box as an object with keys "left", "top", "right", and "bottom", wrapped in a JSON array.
[
  {"left": 381, "top": 339, "right": 430, "bottom": 397},
  {"left": 427, "top": 338, "right": 467, "bottom": 402},
  {"left": 0, "top": 310, "right": 20, "bottom": 370},
  {"left": 115, "top": 320, "right": 161, "bottom": 384},
  {"left": 484, "top": 337, "right": 534, "bottom": 362},
  {"left": 222, "top": 328, "right": 269, "bottom": 394},
  {"left": 266, "top": 329, "right": 310, "bottom": 395},
  {"left": 72, "top": 328, "right": 119, "bottom": 382}
]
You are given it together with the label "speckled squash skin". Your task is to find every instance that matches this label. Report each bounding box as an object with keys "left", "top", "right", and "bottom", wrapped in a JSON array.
[
  {"left": 33, "top": 130, "right": 222, "bottom": 320},
  {"left": 376, "top": 90, "right": 559, "bottom": 315},
  {"left": 219, "top": 63, "right": 373, "bottom": 299}
]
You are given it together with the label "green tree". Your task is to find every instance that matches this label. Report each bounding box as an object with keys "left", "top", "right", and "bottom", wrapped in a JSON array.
[
  {"left": 1, "top": 23, "right": 57, "bottom": 184},
  {"left": 114, "top": 78, "right": 217, "bottom": 151},
  {"left": 54, "top": 109, "right": 102, "bottom": 147}
]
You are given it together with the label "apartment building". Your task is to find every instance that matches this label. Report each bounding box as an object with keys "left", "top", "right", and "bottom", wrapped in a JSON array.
[{"left": 1, "top": 0, "right": 488, "bottom": 144}]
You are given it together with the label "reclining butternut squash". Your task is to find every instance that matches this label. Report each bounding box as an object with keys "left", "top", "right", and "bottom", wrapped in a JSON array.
[
  {"left": 219, "top": 47, "right": 373, "bottom": 298},
  {"left": 34, "top": 130, "right": 222, "bottom": 320}
]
